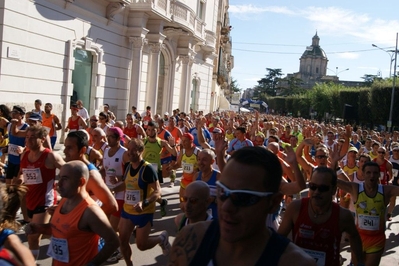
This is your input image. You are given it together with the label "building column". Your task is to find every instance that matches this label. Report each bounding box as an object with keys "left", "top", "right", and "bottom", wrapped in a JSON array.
[
  {"left": 128, "top": 36, "right": 148, "bottom": 109},
  {"left": 146, "top": 43, "right": 164, "bottom": 110},
  {"left": 178, "top": 55, "right": 194, "bottom": 112}
]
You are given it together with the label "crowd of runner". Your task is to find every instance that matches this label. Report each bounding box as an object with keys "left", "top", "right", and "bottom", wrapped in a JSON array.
[{"left": 0, "top": 99, "right": 399, "bottom": 265}]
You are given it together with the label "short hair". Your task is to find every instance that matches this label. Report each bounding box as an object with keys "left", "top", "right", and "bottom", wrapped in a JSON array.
[
  {"left": 229, "top": 147, "right": 282, "bottom": 193},
  {"left": 35, "top": 99, "right": 42, "bottom": 105},
  {"left": 236, "top": 126, "right": 246, "bottom": 134},
  {"left": 93, "top": 127, "right": 106, "bottom": 137},
  {"left": 147, "top": 121, "right": 157, "bottom": 128},
  {"left": 268, "top": 135, "right": 280, "bottom": 143},
  {"left": 312, "top": 167, "right": 337, "bottom": 187},
  {"left": 129, "top": 138, "right": 144, "bottom": 153},
  {"left": 26, "top": 125, "right": 48, "bottom": 139},
  {"left": 358, "top": 154, "right": 371, "bottom": 161},
  {"left": 362, "top": 161, "right": 380, "bottom": 172},
  {"left": 67, "top": 130, "right": 89, "bottom": 151}
]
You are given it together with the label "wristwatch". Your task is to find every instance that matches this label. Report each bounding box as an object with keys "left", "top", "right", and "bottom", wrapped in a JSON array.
[{"left": 142, "top": 199, "right": 150, "bottom": 208}]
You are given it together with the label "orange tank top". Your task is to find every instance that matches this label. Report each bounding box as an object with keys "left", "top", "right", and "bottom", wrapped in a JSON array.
[
  {"left": 42, "top": 113, "right": 55, "bottom": 136},
  {"left": 50, "top": 197, "right": 99, "bottom": 266}
]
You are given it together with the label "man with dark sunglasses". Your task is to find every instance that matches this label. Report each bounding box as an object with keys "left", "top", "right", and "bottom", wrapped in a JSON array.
[
  {"left": 278, "top": 167, "right": 364, "bottom": 266},
  {"left": 169, "top": 147, "right": 315, "bottom": 266}
]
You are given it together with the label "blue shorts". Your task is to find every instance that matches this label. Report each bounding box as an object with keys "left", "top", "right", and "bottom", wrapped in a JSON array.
[
  {"left": 50, "top": 136, "right": 57, "bottom": 149},
  {"left": 121, "top": 210, "right": 153, "bottom": 228},
  {"left": 161, "top": 157, "right": 172, "bottom": 165}
]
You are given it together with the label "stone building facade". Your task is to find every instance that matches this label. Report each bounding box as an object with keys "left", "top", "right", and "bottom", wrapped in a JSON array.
[{"left": 0, "top": 0, "right": 233, "bottom": 137}]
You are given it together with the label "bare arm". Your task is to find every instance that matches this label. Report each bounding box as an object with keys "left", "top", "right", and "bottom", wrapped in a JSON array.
[
  {"left": 295, "top": 141, "right": 313, "bottom": 174},
  {"left": 53, "top": 115, "right": 62, "bottom": 130},
  {"left": 4, "top": 234, "right": 36, "bottom": 266},
  {"left": 340, "top": 208, "right": 364, "bottom": 265},
  {"left": 197, "top": 120, "right": 211, "bottom": 150},
  {"left": 82, "top": 205, "right": 119, "bottom": 265},
  {"left": 277, "top": 199, "right": 300, "bottom": 237},
  {"left": 87, "top": 169, "right": 118, "bottom": 215}
]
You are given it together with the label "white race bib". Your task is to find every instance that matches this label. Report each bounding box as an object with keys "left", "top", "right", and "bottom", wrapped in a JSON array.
[
  {"left": 303, "top": 248, "right": 326, "bottom": 266},
  {"left": 358, "top": 214, "right": 380, "bottom": 230},
  {"left": 8, "top": 144, "right": 22, "bottom": 156},
  {"left": 47, "top": 237, "right": 69, "bottom": 263},
  {"left": 125, "top": 190, "right": 140, "bottom": 205},
  {"left": 151, "top": 163, "right": 158, "bottom": 172},
  {"left": 182, "top": 162, "right": 194, "bottom": 174},
  {"left": 379, "top": 172, "right": 384, "bottom": 180},
  {"left": 22, "top": 168, "right": 43, "bottom": 185}
]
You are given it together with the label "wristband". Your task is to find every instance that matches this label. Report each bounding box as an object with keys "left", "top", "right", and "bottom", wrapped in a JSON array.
[{"left": 142, "top": 199, "right": 150, "bottom": 208}]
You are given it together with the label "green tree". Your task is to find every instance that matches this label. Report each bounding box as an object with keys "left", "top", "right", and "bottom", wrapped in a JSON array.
[
  {"left": 255, "top": 68, "right": 283, "bottom": 96},
  {"left": 230, "top": 78, "right": 241, "bottom": 93},
  {"left": 360, "top": 74, "right": 381, "bottom": 86},
  {"left": 280, "top": 76, "right": 305, "bottom": 96}
]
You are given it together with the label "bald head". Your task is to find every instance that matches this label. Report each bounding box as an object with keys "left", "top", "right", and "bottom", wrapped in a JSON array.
[
  {"left": 267, "top": 142, "right": 279, "bottom": 155},
  {"left": 61, "top": 160, "right": 89, "bottom": 182},
  {"left": 186, "top": 181, "right": 210, "bottom": 199}
]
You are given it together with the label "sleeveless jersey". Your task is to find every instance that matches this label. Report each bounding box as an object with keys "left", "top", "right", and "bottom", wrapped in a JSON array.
[
  {"left": 124, "top": 124, "right": 138, "bottom": 139},
  {"left": 197, "top": 169, "right": 219, "bottom": 218},
  {"left": 169, "top": 127, "right": 181, "bottom": 145},
  {"left": 7, "top": 123, "right": 28, "bottom": 164},
  {"left": 158, "top": 129, "right": 172, "bottom": 159},
  {"left": 373, "top": 158, "right": 389, "bottom": 185},
  {"left": 293, "top": 198, "right": 341, "bottom": 266},
  {"left": 42, "top": 113, "right": 56, "bottom": 137},
  {"left": 20, "top": 149, "right": 56, "bottom": 210},
  {"left": 343, "top": 162, "right": 359, "bottom": 176},
  {"left": 191, "top": 220, "right": 289, "bottom": 266},
  {"left": 369, "top": 151, "right": 378, "bottom": 160},
  {"left": 103, "top": 146, "right": 127, "bottom": 200},
  {"left": 50, "top": 197, "right": 99, "bottom": 265},
  {"left": 143, "top": 138, "right": 162, "bottom": 172},
  {"left": 355, "top": 183, "right": 385, "bottom": 236},
  {"left": 181, "top": 147, "right": 200, "bottom": 187},
  {"left": 389, "top": 156, "right": 399, "bottom": 184},
  {"left": 123, "top": 161, "right": 156, "bottom": 215},
  {"left": 178, "top": 213, "right": 213, "bottom": 231},
  {"left": 67, "top": 116, "right": 82, "bottom": 131}
]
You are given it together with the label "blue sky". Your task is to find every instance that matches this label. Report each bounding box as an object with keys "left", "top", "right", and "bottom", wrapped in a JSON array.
[{"left": 229, "top": 0, "right": 399, "bottom": 90}]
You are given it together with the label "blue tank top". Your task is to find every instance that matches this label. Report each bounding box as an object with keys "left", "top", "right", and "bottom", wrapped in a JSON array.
[
  {"left": 197, "top": 169, "right": 219, "bottom": 218},
  {"left": 7, "top": 123, "right": 28, "bottom": 164}
]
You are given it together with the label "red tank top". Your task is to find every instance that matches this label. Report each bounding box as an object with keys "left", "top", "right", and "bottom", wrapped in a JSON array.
[
  {"left": 293, "top": 198, "right": 341, "bottom": 266},
  {"left": 373, "top": 158, "right": 389, "bottom": 185},
  {"left": 51, "top": 197, "right": 99, "bottom": 265},
  {"left": 169, "top": 127, "right": 181, "bottom": 145},
  {"left": 20, "top": 149, "right": 56, "bottom": 210},
  {"left": 68, "top": 116, "right": 81, "bottom": 131},
  {"left": 124, "top": 124, "right": 138, "bottom": 138}
]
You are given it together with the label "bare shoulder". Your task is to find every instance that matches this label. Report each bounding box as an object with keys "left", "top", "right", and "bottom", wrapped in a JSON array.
[
  {"left": 168, "top": 220, "right": 211, "bottom": 266},
  {"left": 278, "top": 242, "right": 317, "bottom": 266}
]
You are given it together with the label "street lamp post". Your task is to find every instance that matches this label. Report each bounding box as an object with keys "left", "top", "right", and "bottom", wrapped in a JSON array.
[
  {"left": 372, "top": 43, "right": 397, "bottom": 78},
  {"left": 327, "top": 67, "right": 349, "bottom": 76},
  {"left": 388, "top": 33, "right": 398, "bottom": 132}
]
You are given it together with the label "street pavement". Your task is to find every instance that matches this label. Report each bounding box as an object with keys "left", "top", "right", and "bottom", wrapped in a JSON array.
[{"left": 15, "top": 143, "right": 399, "bottom": 265}]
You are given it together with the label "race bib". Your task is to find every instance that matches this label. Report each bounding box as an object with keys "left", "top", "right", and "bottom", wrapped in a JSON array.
[
  {"left": 303, "top": 248, "right": 326, "bottom": 266},
  {"left": 125, "top": 190, "right": 140, "bottom": 205},
  {"left": 8, "top": 144, "right": 22, "bottom": 156},
  {"left": 47, "top": 237, "right": 69, "bottom": 263},
  {"left": 22, "top": 168, "right": 43, "bottom": 185},
  {"left": 144, "top": 121, "right": 148, "bottom": 126},
  {"left": 182, "top": 162, "right": 194, "bottom": 174},
  {"left": 392, "top": 169, "right": 398, "bottom": 178},
  {"left": 151, "top": 163, "right": 158, "bottom": 172},
  {"left": 358, "top": 214, "right": 380, "bottom": 230}
]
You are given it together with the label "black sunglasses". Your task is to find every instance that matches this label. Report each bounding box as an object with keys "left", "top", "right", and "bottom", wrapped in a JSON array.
[
  {"left": 216, "top": 181, "right": 273, "bottom": 207},
  {"left": 315, "top": 155, "right": 328, "bottom": 159},
  {"left": 308, "top": 182, "right": 330, "bottom": 193}
]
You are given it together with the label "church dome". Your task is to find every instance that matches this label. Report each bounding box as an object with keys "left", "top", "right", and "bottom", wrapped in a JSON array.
[{"left": 301, "top": 32, "right": 327, "bottom": 59}]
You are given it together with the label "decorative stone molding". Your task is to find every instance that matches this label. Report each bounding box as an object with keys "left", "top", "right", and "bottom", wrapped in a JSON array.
[
  {"left": 106, "top": 2, "right": 127, "bottom": 20},
  {"left": 129, "top": 37, "right": 148, "bottom": 49},
  {"left": 149, "top": 43, "right": 164, "bottom": 53},
  {"left": 179, "top": 54, "right": 195, "bottom": 65}
]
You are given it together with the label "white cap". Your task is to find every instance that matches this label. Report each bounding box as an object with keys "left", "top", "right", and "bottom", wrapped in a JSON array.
[{"left": 164, "top": 112, "right": 169, "bottom": 116}]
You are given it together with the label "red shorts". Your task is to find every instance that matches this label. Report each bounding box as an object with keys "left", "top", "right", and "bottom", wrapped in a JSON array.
[{"left": 359, "top": 232, "right": 385, "bottom": 254}]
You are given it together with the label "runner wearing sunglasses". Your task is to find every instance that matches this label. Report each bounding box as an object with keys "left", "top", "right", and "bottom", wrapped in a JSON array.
[
  {"left": 169, "top": 146, "right": 315, "bottom": 266},
  {"left": 278, "top": 167, "right": 364, "bottom": 266}
]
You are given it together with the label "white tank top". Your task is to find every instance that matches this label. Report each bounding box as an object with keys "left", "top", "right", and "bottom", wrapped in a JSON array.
[{"left": 103, "top": 146, "right": 127, "bottom": 200}]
